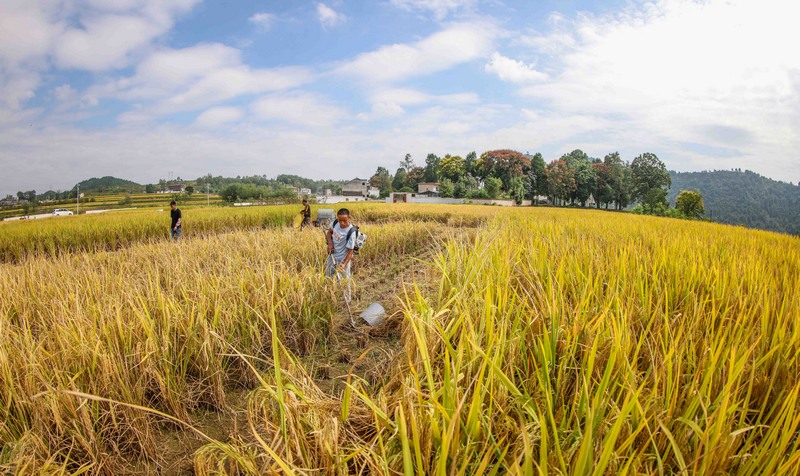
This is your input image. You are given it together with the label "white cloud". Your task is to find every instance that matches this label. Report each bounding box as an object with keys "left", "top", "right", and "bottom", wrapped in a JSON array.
[
  {"left": 86, "top": 43, "right": 313, "bottom": 117},
  {"left": 194, "top": 107, "right": 244, "bottom": 128},
  {"left": 317, "top": 3, "right": 346, "bottom": 28},
  {"left": 485, "top": 52, "right": 547, "bottom": 83},
  {"left": 357, "top": 102, "right": 406, "bottom": 121},
  {"left": 0, "top": 1, "right": 58, "bottom": 64},
  {"left": 514, "top": 0, "right": 800, "bottom": 179},
  {"left": 251, "top": 92, "right": 344, "bottom": 127},
  {"left": 54, "top": 0, "right": 200, "bottom": 71},
  {"left": 248, "top": 12, "right": 276, "bottom": 31},
  {"left": 371, "top": 88, "right": 429, "bottom": 106},
  {"left": 55, "top": 14, "right": 165, "bottom": 70},
  {"left": 0, "top": 70, "right": 40, "bottom": 109},
  {"left": 0, "top": 1, "right": 59, "bottom": 109},
  {"left": 164, "top": 66, "right": 313, "bottom": 112},
  {"left": 335, "top": 21, "right": 497, "bottom": 84},
  {"left": 370, "top": 88, "right": 479, "bottom": 106},
  {"left": 389, "top": 0, "right": 476, "bottom": 20},
  {"left": 0, "top": 0, "right": 200, "bottom": 109},
  {"left": 131, "top": 43, "right": 244, "bottom": 94},
  {"left": 53, "top": 84, "right": 77, "bottom": 101},
  {"left": 358, "top": 88, "right": 479, "bottom": 120}
]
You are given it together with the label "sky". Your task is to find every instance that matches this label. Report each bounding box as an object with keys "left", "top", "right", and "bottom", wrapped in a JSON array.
[{"left": 1, "top": 0, "right": 798, "bottom": 195}]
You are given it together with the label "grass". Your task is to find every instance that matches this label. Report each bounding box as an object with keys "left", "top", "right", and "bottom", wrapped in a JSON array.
[{"left": 0, "top": 205, "right": 798, "bottom": 474}]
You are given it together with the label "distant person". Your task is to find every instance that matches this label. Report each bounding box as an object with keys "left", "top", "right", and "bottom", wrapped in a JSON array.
[
  {"left": 325, "top": 208, "right": 356, "bottom": 279},
  {"left": 170, "top": 200, "right": 182, "bottom": 240},
  {"left": 300, "top": 199, "right": 311, "bottom": 229}
]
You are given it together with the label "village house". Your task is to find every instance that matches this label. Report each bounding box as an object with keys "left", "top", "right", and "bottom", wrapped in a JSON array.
[
  {"left": 417, "top": 182, "right": 440, "bottom": 195},
  {"left": 0, "top": 195, "right": 18, "bottom": 207},
  {"left": 341, "top": 178, "right": 369, "bottom": 197}
]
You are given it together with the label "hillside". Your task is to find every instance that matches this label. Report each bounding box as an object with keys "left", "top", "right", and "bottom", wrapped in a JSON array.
[
  {"left": 668, "top": 170, "right": 800, "bottom": 235},
  {"left": 76, "top": 176, "right": 142, "bottom": 193}
]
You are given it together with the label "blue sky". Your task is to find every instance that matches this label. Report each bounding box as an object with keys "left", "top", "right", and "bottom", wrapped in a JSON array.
[{"left": 1, "top": 0, "right": 798, "bottom": 195}]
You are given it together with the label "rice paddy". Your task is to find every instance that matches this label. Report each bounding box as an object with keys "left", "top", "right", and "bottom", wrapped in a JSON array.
[{"left": 0, "top": 204, "right": 798, "bottom": 474}]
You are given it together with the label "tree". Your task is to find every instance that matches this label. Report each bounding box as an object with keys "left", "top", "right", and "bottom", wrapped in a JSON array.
[
  {"left": 473, "top": 153, "right": 496, "bottom": 182},
  {"left": 453, "top": 175, "right": 478, "bottom": 198},
  {"left": 392, "top": 168, "right": 407, "bottom": 191},
  {"left": 464, "top": 151, "right": 478, "bottom": 178},
  {"left": 467, "top": 189, "right": 489, "bottom": 199},
  {"left": 675, "top": 190, "right": 705, "bottom": 218},
  {"left": 220, "top": 184, "right": 244, "bottom": 202},
  {"left": 641, "top": 188, "right": 669, "bottom": 215},
  {"left": 399, "top": 153, "right": 415, "bottom": 172},
  {"left": 604, "top": 152, "right": 633, "bottom": 210},
  {"left": 631, "top": 152, "right": 671, "bottom": 203},
  {"left": 479, "top": 150, "right": 530, "bottom": 190},
  {"left": 185, "top": 185, "right": 194, "bottom": 195},
  {"left": 527, "top": 152, "right": 547, "bottom": 200},
  {"left": 423, "top": 154, "right": 441, "bottom": 182},
  {"left": 21, "top": 200, "right": 36, "bottom": 215},
  {"left": 369, "top": 167, "right": 389, "bottom": 188},
  {"left": 439, "top": 154, "right": 465, "bottom": 182},
  {"left": 370, "top": 167, "right": 393, "bottom": 195},
  {"left": 557, "top": 150, "right": 592, "bottom": 205},
  {"left": 145, "top": 184, "right": 155, "bottom": 193},
  {"left": 591, "top": 162, "right": 615, "bottom": 209},
  {"left": 484, "top": 177, "right": 502, "bottom": 199},
  {"left": 439, "top": 179, "right": 454, "bottom": 198},
  {"left": 405, "top": 167, "right": 425, "bottom": 190},
  {"left": 509, "top": 176, "right": 526, "bottom": 204},
  {"left": 573, "top": 160, "right": 597, "bottom": 207},
  {"left": 545, "top": 159, "right": 576, "bottom": 205},
  {"left": 561, "top": 149, "right": 590, "bottom": 169}
]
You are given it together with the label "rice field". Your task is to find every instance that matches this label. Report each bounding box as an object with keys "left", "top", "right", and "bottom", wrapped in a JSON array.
[
  {"left": 0, "top": 193, "right": 225, "bottom": 221},
  {"left": 0, "top": 204, "right": 798, "bottom": 474}
]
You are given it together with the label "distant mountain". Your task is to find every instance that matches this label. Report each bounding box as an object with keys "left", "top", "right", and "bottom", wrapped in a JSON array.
[
  {"left": 75, "top": 176, "right": 142, "bottom": 193},
  {"left": 668, "top": 170, "right": 800, "bottom": 235}
]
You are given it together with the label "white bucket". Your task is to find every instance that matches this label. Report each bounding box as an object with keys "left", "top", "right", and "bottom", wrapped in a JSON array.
[{"left": 359, "top": 302, "right": 385, "bottom": 326}]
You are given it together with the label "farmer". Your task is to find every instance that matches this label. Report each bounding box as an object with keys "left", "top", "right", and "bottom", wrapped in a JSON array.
[
  {"left": 325, "top": 208, "right": 356, "bottom": 279},
  {"left": 300, "top": 199, "right": 311, "bottom": 228},
  {"left": 170, "top": 200, "right": 182, "bottom": 240}
]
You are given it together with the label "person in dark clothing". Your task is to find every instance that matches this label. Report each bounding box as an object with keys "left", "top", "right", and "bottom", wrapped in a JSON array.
[
  {"left": 170, "top": 201, "right": 182, "bottom": 240},
  {"left": 300, "top": 199, "right": 311, "bottom": 229}
]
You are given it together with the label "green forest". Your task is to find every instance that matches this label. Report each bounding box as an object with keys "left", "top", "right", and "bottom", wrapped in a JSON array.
[{"left": 669, "top": 170, "right": 800, "bottom": 235}]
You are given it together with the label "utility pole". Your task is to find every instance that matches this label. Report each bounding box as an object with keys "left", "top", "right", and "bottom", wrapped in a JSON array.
[
  {"left": 76, "top": 183, "right": 79, "bottom": 215},
  {"left": 207, "top": 182, "right": 210, "bottom": 206}
]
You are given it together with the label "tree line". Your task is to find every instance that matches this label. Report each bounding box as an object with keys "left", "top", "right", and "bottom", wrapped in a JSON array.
[
  {"left": 369, "top": 149, "right": 704, "bottom": 218},
  {"left": 203, "top": 174, "right": 345, "bottom": 203}
]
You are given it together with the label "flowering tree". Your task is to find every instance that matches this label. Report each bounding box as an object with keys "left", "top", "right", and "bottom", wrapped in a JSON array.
[{"left": 479, "top": 149, "right": 531, "bottom": 190}]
